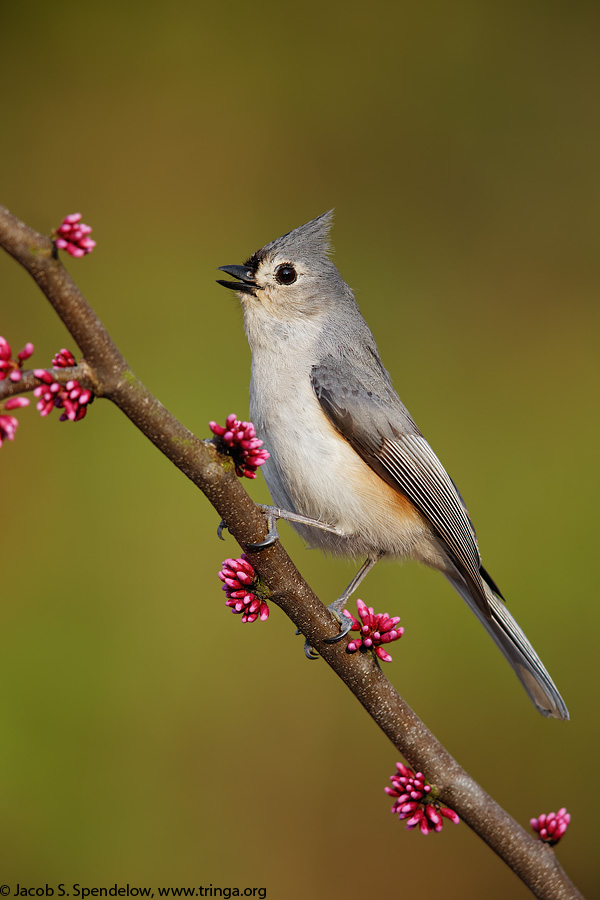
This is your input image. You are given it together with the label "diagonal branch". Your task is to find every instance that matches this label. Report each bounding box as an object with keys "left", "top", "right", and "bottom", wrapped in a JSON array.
[{"left": 0, "top": 203, "right": 584, "bottom": 900}]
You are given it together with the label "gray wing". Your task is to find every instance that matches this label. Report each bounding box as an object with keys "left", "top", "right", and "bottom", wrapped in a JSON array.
[{"left": 311, "top": 356, "right": 492, "bottom": 619}]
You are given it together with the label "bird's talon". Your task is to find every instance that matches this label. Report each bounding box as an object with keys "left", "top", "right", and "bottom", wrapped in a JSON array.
[
  {"left": 217, "top": 520, "right": 228, "bottom": 541},
  {"left": 246, "top": 532, "right": 277, "bottom": 551},
  {"left": 323, "top": 630, "right": 347, "bottom": 644},
  {"left": 304, "top": 639, "right": 320, "bottom": 660},
  {"left": 323, "top": 616, "right": 353, "bottom": 644},
  {"left": 246, "top": 513, "right": 280, "bottom": 551}
]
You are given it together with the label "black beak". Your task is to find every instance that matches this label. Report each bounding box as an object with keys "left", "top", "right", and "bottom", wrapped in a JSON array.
[{"left": 216, "top": 265, "right": 258, "bottom": 296}]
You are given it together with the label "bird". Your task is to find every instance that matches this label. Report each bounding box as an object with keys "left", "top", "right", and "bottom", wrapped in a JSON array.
[{"left": 216, "top": 211, "right": 568, "bottom": 720}]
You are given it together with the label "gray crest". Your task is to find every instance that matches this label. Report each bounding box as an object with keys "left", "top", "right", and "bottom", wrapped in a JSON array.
[{"left": 246, "top": 211, "right": 334, "bottom": 270}]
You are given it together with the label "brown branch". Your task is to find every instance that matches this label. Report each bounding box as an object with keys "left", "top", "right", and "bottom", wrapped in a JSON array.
[
  {"left": 0, "top": 203, "right": 584, "bottom": 900},
  {"left": 0, "top": 365, "right": 92, "bottom": 400}
]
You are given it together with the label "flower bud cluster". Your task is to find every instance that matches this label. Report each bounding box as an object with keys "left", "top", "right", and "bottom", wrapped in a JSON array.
[
  {"left": 0, "top": 400, "right": 28, "bottom": 447},
  {"left": 218, "top": 555, "right": 270, "bottom": 623},
  {"left": 0, "top": 335, "right": 34, "bottom": 448},
  {"left": 209, "top": 414, "right": 270, "bottom": 479},
  {"left": 343, "top": 598, "right": 404, "bottom": 662},
  {"left": 54, "top": 213, "right": 96, "bottom": 257},
  {"left": 385, "top": 763, "right": 460, "bottom": 835},
  {"left": 33, "top": 365, "right": 93, "bottom": 421},
  {"left": 0, "top": 335, "right": 34, "bottom": 383},
  {"left": 52, "top": 348, "right": 76, "bottom": 368},
  {"left": 530, "top": 808, "right": 570, "bottom": 845}
]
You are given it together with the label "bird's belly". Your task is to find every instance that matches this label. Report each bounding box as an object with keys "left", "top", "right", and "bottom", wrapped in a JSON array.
[{"left": 250, "top": 375, "right": 435, "bottom": 561}]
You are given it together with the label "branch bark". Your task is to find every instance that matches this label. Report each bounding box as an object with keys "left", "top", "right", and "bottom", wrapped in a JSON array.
[{"left": 0, "top": 204, "right": 584, "bottom": 900}]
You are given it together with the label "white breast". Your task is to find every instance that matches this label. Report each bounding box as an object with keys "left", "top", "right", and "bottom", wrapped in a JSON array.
[{"left": 248, "top": 342, "right": 438, "bottom": 564}]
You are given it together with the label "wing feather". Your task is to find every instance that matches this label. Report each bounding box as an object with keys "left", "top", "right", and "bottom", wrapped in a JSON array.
[{"left": 311, "top": 358, "right": 491, "bottom": 618}]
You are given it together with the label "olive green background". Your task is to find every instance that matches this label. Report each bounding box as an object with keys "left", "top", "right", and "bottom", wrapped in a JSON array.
[{"left": 1, "top": 2, "right": 598, "bottom": 898}]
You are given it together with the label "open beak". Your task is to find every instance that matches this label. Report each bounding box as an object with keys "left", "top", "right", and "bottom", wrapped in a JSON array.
[{"left": 216, "top": 265, "right": 258, "bottom": 296}]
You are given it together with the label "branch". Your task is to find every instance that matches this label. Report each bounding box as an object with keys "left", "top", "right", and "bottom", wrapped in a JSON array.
[
  {"left": 0, "top": 365, "right": 93, "bottom": 400},
  {"left": 0, "top": 204, "right": 584, "bottom": 900}
]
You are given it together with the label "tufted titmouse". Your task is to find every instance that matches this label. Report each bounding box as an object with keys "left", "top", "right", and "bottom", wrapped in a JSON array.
[{"left": 217, "top": 212, "right": 568, "bottom": 720}]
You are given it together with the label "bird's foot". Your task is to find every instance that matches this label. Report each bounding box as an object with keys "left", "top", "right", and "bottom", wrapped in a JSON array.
[
  {"left": 302, "top": 602, "right": 354, "bottom": 659},
  {"left": 297, "top": 555, "right": 385, "bottom": 659},
  {"left": 246, "top": 505, "right": 343, "bottom": 552},
  {"left": 322, "top": 602, "right": 354, "bottom": 643}
]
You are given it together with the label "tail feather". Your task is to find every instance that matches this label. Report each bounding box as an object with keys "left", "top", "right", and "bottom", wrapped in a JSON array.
[{"left": 446, "top": 575, "right": 569, "bottom": 720}]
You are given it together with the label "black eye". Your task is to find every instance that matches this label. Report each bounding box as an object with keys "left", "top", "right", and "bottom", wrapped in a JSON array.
[{"left": 275, "top": 264, "right": 297, "bottom": 285}]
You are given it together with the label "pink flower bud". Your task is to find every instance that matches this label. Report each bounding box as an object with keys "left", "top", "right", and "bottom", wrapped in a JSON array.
[
  {"left": 18, "top": 343, "right": 34, "bottom": 361},
  {"left": 441, "top": 807, "right": 460, "bottom": 825},
  {"left": 4, "top": 397, "right": 30, "bottom": 410}
]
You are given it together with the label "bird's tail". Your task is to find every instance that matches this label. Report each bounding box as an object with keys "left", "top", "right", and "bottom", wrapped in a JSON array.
[{"left": 446, "top": 575, "right": 569, "bottom": 720}]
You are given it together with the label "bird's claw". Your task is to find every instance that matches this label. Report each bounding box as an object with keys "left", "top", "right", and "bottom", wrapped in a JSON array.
[
  {"left": 323, "top": 606, "right": 354, "bottom": 643},
  {"left": 301, "top": 605, "right": 353, "bottom": 659},
  {"left": 245, "top": 513, "right": 280, "bottom": 551},
  {"left": 304, "top": 639, "right": 320, "bottom": 660},
  {"left": 296, "top": 628, "right": 320, "bottom": 659},
  {"left": 217, "top": 520, "right": 228, "bottom": 541}
]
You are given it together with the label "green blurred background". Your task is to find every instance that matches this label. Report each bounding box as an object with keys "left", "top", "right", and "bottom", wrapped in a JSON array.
[{"left": 1, "top": 1, "right": 598, "bottom": 897}]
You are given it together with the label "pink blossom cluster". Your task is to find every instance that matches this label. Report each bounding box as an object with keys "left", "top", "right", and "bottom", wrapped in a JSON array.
[
  {"left": 218, "top": 555, "right": 269, "bottom": 623},
  {"left": 33, "top": 364, "right": 93, "bottom": 422},
  {"left": 0, "top": 411, "right": 19, "bottom": 447},
  {"left": 385, "top": 762, "right": 460, "bottom": 835},
  {"left": 0, "top": 337, "right": 93, "bottom": 445},
  {"left": 52, "top": 348, "right": 76, "bottom": 368},
  {"left": 343, "top": 598, "right": 404, "bottom": 662},
  {"left": 0, "top": 335, "right": 34, "bottom": 383},
  {"left": 209, "top": 414, "right": 270, "bottom": 479},
  {"left": 54, "top": 213, "right": 96, "bottom": 258},
  {"left": 0, "top": 335, "right": 34, "bottom": 449},
  {"left": 530, "top": 808, "right": 570, "bottom": 845},
  {"left": 0, "top": 397, "right": 30, "bottom": 448}
]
